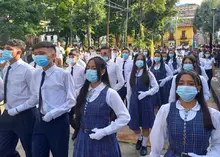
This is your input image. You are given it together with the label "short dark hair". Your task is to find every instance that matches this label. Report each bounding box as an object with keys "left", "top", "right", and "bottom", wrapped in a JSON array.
[
  {"left": 122, "top": 47, "right": 130, "bottom": 52},
  {"left": 32, "top": 41, "right": 56, "bottom": 52},
  {"left": 6, "top": 39, "right": 26, "bottom": 52},
  {"left": 100, "top": 46, "right": 110, "bottom": 51}
]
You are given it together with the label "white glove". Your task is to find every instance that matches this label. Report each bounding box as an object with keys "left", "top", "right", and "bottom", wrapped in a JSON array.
[
  {"left": 89, "top": 128, "right": 107, "bottom": 140},
  {"left": 159, "top": 79, "right": 166, "bottom": 87},
  {"left": 138, "top": 91, "right": 150, "bottom": 100},
  {"left": 42, "top": 112, "right": 53, "bottom": 122},
  {"left": 8, "top": 108, "right": 19, "bottom": 116},
  {"left": 188, "top": 153, "right": 203, "bottom": 157}
]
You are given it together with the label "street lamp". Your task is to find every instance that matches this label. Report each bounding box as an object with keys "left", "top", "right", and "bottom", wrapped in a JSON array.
[{"left": 212, "top": 8, "right": 217, "bottom": 44}]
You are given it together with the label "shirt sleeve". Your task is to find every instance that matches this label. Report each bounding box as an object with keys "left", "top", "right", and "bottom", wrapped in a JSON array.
[
  {"left": 169, "top": 75, "right": 176, "bottom": 103},
  {"left": 104, "top": 88, "right": 130, "bottom": 135},
  {"left": 148, "top": 71, "right": 159, "bottom": 95},
  {"left": 200, "top": 66, "right": 209, "bottom": 81},
  {"left": 164, "top": 64, "right": 173, "bottom": 82},
  {"left": 200, "top": 76, "right": 210, "bottom": 101},
  {"left": 16, "top": 67, "right": 38, "bottom": 111},
  {"left": 0, "top": 77, "right": 3, "bottom": 101},
  {"left": 150, "top": 103, "right": 170, "bottom": 157},
  {"left": 113, "top": 64, "right": 125, "bottom": 91},
  {"left": 49, "top": 72, "right": 77, "bottom": 119},
  {"left": 126, "top": 72, "right": 132, "bottom": 110}
]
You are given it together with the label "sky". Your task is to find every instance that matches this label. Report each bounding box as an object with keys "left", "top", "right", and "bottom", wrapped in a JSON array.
[{"left": 178, "top": 0, "right": 203, "bottom": 5}]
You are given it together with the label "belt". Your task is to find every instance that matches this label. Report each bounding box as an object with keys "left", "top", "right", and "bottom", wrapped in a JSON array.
[{"left": 80, "top": 128, "right": 94, "bottom": 134}]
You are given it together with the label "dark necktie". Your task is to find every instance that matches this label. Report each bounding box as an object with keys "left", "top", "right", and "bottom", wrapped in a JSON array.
[
  {"left": 34, "top": 62, "right": 37, "bottom": 68},
  {"left": 4, "top": 66, "right": 11, "bottom": 104},
  {"left": 114, "top": 57, "right": 116, "bottom": 63},
  {"left": 71, "top": 67, "right": 73, "bottom": 76},
  {"left": 39, "top": 71, "right": 46, "bottom": 111},
  {"left": 122, "top": 60, "right": 126, "bottom": 79}
]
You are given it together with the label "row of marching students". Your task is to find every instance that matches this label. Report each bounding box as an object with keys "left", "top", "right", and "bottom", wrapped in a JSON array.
[{"left": 120, "top": 49, "right": 220, "bottom": 156}]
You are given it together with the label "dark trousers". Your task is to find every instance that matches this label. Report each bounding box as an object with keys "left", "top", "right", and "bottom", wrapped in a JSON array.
[
  {"left": 32, "top": 113, "right": 69, "bottom": 157},
  {"left": 205, "top": 69, "right": 213, "bottom": 90},
  {"left": 118, "top": 86, "right": 127, "bottom": 106},
  {"left": 0, "top": 108, "right": 37, "bottom": 157}
]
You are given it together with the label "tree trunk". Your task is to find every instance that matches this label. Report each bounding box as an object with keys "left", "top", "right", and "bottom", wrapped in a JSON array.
[
  {"left": 87, "top": 23, "right": 91, "bottom": 47},
  {"left": 161, "top": 33, "right": 164, "bottom": 46}
]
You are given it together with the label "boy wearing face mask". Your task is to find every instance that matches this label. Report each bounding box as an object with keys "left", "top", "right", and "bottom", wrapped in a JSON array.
[
  {"left": 0, "top": 39, "right": 37, "bottom": 157},
  {"left": 66, "top": 49, "right": 85, "bottom": 140},
  {"left": 31, "top": 41, "right": 77, "bottom": 157}
]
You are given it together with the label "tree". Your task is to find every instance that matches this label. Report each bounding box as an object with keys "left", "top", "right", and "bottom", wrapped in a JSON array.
[{"left": 0, "top": 0, "right": 43, "bottom": 44}]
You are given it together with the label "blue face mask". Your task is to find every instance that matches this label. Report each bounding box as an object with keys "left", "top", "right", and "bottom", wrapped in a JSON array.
[
  {"left": 176, "top": 86, "right": 198, "bottom": 102},
  {"left": 133, "top": 52, "right": 138, "bottom": 56},
  {"left": 183, "top": 64, "right": 193, "bottom": 71},
  {"left": 91, "top": 52, "right": 96, "bottom": 56},
  {"left": 205, "top": 54, "right": 210, "bottom": 58},
  {"left": 143, "top": 52, "right": 148, "bottom": 56},
  {"left": 169, "top": 54, "right": 174, "bottom": 58},
  {"left": 34, "top": 55, "right": 50, "bottom": 67},
  {"left": 135, "top": 60, "right": 144, "bottom": 68},
  {"left": 2, "top": 50, "right": 13, "bottom": 61},
  {"left": 0, "top": 57, "right": 5, "bottom": 64},
  {"left": 163, "top": 57, "right": 167, "bottom": 61},
  {"left": 66, "top": 58, "right": 75, "bottom": 65},
  {"left": 103, "top": 56, "right": 109, "bottom": 62},
  {"left": 154, "top": 57, "right": 161, "bottom": 63},
  {"left": 32, "top": 54, "right": 35, "bottom": 60},
  {"left": 86, "top": 69, "right": 99, "bottom": 83},
  {"left": 122, "top": 53, "right": 129, "bottom": 59}
]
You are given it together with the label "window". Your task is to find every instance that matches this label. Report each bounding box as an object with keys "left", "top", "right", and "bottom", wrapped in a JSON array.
[
  {"left": 169, "top": 33, "right": 174, "bottom": 40},
  {"left": 181, "top": 31, "right": 186, "bottom": 39}
]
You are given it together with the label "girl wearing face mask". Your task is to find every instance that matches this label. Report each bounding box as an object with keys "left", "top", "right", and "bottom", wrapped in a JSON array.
[
  {"left": 167, "top": 50, "right": 181, "bottom": 75},
  {"left": 201, "top": 51, "right": 215, "bottom": 90},
  {"left": 169, "top": 56, "right": 210, "bottom": 103},
  {"left": 73, "top": 56, "right": 130, "bottom": 157},
  {"left": 143, "top": 48, "right": 153, "bottom": 68},
  {"left": 150, "top": 71, "right": 220, "bottom": 157},
  {"left": 150, "top": 51, "right": 173, "bottom": 108},
  {"left": 127, "top": 54, "right": 159, "bottom": 156}
]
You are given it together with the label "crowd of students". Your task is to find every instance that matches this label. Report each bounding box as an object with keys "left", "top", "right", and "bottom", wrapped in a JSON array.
[{"left": 0, "top": 39, "right": 219, "bottom": 157}]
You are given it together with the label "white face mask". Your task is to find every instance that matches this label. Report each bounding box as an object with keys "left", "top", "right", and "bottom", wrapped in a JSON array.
[{"left": 66, "top": 58, "right": 75, "bottom": 65}]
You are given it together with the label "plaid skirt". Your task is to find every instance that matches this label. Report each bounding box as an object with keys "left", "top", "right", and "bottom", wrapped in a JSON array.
[{"left": 73, "top": 128, "right": 121, "bottom": 157}]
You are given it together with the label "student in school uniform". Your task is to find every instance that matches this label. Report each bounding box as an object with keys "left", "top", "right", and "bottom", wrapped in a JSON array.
[
  {"left": 150, "top": 51, "right": 173, "bottom": 108},
  {"left": 167, "top": 50, "right": 181, "bottom": 75},
  {"left": 66, "top": 49, "right": 85, "bottom": 140},
  {"left": 116, "top": 48, "right": 133, "bottom": 104},
  {"left": 150, "top": 71, "right": 220, "bottom": 157},
  {"left": 112, "top": 48, "right": 120, "bottom": 63},
  {"left": 0, "top": 39, "right": 37, "bottom": 157},
  {"left": 31, "top": 41, "right": 77, "bottom": 157},
  {"left": 188, "top": 52, "right": 208, "bottom": 81},
  {"left": 100, "top": 47, "right": 125, "bottom": 92},
  {"left": 73, "top": 56, "right": 130, "bottom": 157},
  {"left": 201, "top": 50, "right": 215, "bottom": 90},
  {"left": 127, "top": 53, "right": 159, "bottom": 156},
  {"left": 143, "top": 48, "right": 153, "bottom": 68},
  {"left": 169, "top": 56, "right": 210, "bottom": 103}
]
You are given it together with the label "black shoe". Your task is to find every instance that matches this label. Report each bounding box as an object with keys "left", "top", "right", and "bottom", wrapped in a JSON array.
[
  {"left": 140, "top": 146, "right": 147, "bottom": 156},
  {"left": 135, "top": 138, "right": 143, "bottom": 150},
  {"left": 71, "top": 131, "right": 78, "bottom": 141}
]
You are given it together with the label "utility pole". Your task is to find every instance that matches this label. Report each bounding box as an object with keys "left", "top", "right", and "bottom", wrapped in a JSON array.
[
  {"left": 106, "top": 0, "right": 110, "bottom": 47},
  {"left": 124, "top": 0, "right": 129, "bottom": 48},
  {"left": 70, "top": 9, "right": 73, "bottom": 45}
]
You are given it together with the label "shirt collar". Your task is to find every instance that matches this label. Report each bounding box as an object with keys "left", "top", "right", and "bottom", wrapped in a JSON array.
[
  {"left": 136, "top": 69, "right": 143, "bottom": 76},
  {"left": 88, "top": 82, "right": 106, "bottom": 93},
  {"left": 176, "top": 100, "right": 201, "bottom": 111},
  {"left": 44, "top": 65, "right": 56, "bottom": 76},
  {"left": 10, "top": 59, "right": 23, "bottom": 70}
]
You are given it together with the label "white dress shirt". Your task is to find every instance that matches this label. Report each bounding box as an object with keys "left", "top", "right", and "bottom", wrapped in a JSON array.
[
  {"left": 66, "top": 64, "right": 85, "bottom": 89},
  {"left": 201, "top": 58, "right": 214, "bottom": 70},
  {"left": 32, "top": 65, "right": 77, "bottom": 119},
  {"left": 106, "top": 60, "right": 125, "bottom": 91},
  {"left": 56, "top": 46, "right": 65, "bottom": 59},
  {"left": 116, "top": 58, "right": 133, "bottom": 84},
  {"left": 200, "top": 66, "right": 209, "bottom": 81},
  {"left": 30, "top": 61, "right": 42, "bottom": 69},
  {"left": 168, "top": 58, "right": 181, "bottom": 74},
  {"left": 77, "top": 59, "right": 86, "bottom": 68},
  {"left": 169, "top": 75, "right": 210, "bottom": 102},
  {"left": 0, "top": 59, "right": 36, "bottom": 110},
  {"left": 86, "top": 83, "right": 130, "bottom": 135},
  {"left": 150, "top": 101, "right": 220, "bottom": 157},
  {"left": 0, "top": 77, "right": 3, "bottom": 101},
  {"left": 126, "top": 70, "right": 159, "bottom": 109}
]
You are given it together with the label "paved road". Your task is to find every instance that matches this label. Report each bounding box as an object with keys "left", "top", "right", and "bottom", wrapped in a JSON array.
[{"left": 16, "top": 91, "right": 218, "bottom": 157}]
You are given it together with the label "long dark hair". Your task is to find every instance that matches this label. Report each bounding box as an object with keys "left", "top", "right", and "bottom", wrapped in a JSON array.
[
  {"left": 130, "top": 53, "right": 150, "bottom": 87},
  {"left": 175, "top": 71, "right": 215, "bottom": 131},
  {"left": 182, "top": 56, "right": 202, "bottom": 75},
  {"left": 153, "top": 50, "right": 165, "bottom": 70},
  {"left": 167, "top": 50, "right": 177, "bottom": 63},
  {"left": 74, "top": 57, "right": 110, "bottom": 129}
]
